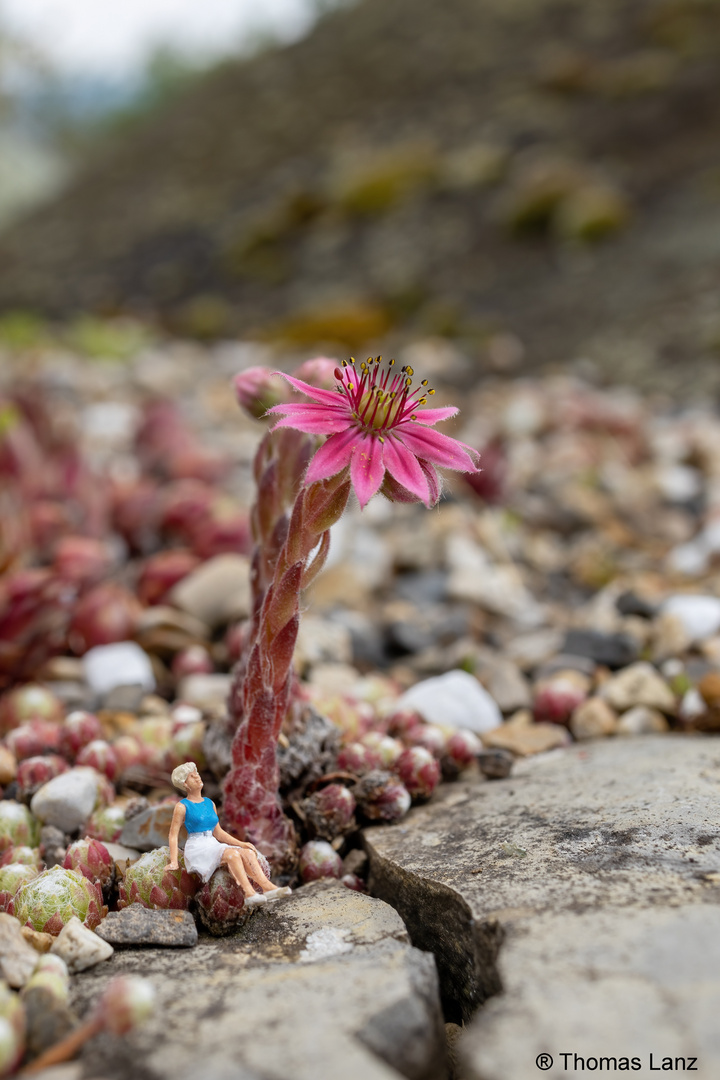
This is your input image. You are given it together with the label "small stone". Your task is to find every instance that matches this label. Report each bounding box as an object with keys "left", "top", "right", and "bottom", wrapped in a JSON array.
[
  {"left": 394, "top": 670, "right": 503, "bottom": 733},
  {"left": 0, "top": 745, "right": 17, "bottom": 786},
  {"left": 30, "top": 768, "right": 101, "bottom": 833},
  {"left": 101, "top": 684, "right": 147, "bottom": 713},
  {"left": 82, "top": 641, "right": 155, "bottom": 696},
  {"left": 570, "top": 698, "right": 619, "bottom": 740},
  {"left": 50, "top": 915, "right": 114, "bottom": 973},
  {"left": 616, "top": 706, "right": 669, "bottom": 735},
  {"left": 169, "top": 554, "right": 251, "bottom": 629},
  {"left": 650, "top": 612, "right": 693, "bottom": 663},
  {"left": 484, "top": 660, "right": 532, "bottom": 713},
  {"left": 96, "top": 907, "right": 198, "bottom": 947},
  {"left": 599, "top": 662, "right": 676, "bottom": 714},
  {"left": 561, "top": 629, "right": 639, "bottom": 669},
  {"left": 294, "top": 615, "right": 353, "bottom": 671},
  {"left": 477, "top": 749, "right": 514, "bottom": 779},
  {"left": 482, "top": 722, "right": 570, "bottom": 756},
  {"left": 103, "top": 841, "right": 141, "bottom": 869},
  {"left": 119, "top": 804, "right": 177, "bottom": 852},
  {"left": 506, "top": 629, "right": 565, "bottom": 671},
  {"left": 0, "top": 911, "right": 40, "bottom": 987},
  {"left": 661, "top": 595, "right": 720, "bottom": 643},
  {"left": 40, "top": 825, "right": 68, "bottom": 870},
  {"left": 446, "top": 535, "right": 545, "bottom": 627},
  {"left": 176, "top": 673, "right": 232, "bottom": 711},
  {"left": 616, "top": 591, "right": 657, "bottom": 619},
  {"left": 342, "top": 849, "right": 368, "bottom": 878},
  {"left": 534, "top": 653, "right": 597, "bottom": 680},
  {"left": 21, "top": 926, "right": 54, "bottom": 953}
]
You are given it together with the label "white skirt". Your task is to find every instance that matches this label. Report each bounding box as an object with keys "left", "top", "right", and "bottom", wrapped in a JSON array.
[{"left": 183, "top": 830, "right": 229, "bottom": 883}]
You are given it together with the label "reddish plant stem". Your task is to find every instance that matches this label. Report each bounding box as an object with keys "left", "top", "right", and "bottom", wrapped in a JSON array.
[{"left": 223, "top": 428, "right": 350, "bottom": 869}]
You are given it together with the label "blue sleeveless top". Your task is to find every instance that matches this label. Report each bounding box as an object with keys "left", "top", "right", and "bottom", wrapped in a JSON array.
[{"left": 181, "top": 797, "right": 219, "bottom": 833}]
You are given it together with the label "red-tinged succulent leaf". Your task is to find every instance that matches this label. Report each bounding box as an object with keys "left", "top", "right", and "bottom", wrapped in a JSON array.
[{"left": 395, "top": 747, "right": 440, "bottom": 801}]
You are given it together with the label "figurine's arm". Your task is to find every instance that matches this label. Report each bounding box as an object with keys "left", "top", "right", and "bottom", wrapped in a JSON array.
[
  {"left": 167, "top": 802, "right": 186, "bottom": 869},
  {"left": 211, "top": 804, "right": 257, "bottom": 852}
]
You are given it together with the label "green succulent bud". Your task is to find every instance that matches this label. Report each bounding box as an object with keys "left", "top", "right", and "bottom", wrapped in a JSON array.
[
  {"left": 0, "top": 802, "right": 40, "bottom": 854},
  {"left": 13, "top": 865, "right": 106, "bottom": 935}
]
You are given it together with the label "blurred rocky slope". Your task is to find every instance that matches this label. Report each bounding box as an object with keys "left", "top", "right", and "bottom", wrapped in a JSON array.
[{"left": 1, "top": 0, "right": 720, "bottom": 385}]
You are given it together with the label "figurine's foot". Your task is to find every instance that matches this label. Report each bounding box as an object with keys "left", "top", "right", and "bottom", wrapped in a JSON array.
[
  {"left": 264, "top": 886, "right": 292, "bottom": 901},
  {"left": 243, "top": 892, "right": 266, "bottom": 908}
]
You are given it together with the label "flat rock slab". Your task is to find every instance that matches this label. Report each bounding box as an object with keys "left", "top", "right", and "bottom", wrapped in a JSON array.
[
  {"left": 71, "top": 881, "right": 446, "bottom": 1080},
  {"left": 363, "top": 735, "right": 720, "bottom": 1079},
  {"left": 96, "top": 908, "right": 198, "bottom": 948}
]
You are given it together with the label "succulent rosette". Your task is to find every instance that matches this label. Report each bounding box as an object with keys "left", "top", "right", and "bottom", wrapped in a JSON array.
[
  {"left": 341, "top": 873, "right": 366, "bottom": 892},
  {"left": 302, "top": 784, "right": 356, "bottom": 841},
  {"left": 0, "top": 979, "right": 26, "bottom": 1077},
  {"left": 93, "top": 975, "right": 156, "bottom": 1036},
  {"left": 85, "top": 802, "right": 127, "bottom": 844},
  {"left": 533, "top": 673, "right": 589, "bottom": 726},
  {"left": 16, "top": 753, "right": 69, "bottom": 798},
  {"left": 13, "top": 865, "right": 106, "bottom": 934},
  {"left": 117, "top": 847, "right": 199, "bottom": 910},
  {"left": 167, "top": 720, "right": 207, "bottom": 772},
  {"left": 76, "top": 739, "right": 119, "bottom": 782},
  {"left": 5, "top": 719, "right": 62, "bottom": 761},
  {"left": 136, "top": 717, "right": 173, "bottom": 769},
  {"left": 21, "top": 954, "right": 70, "bottom": 1005},
  {"left": 195, "top": 866, "right": 249, "bottom": 935},
  {"left": 336, "top": 742, "right": 380, "bottom": 774},
  {"left": 0, "top": 683, "right": 64, "bottom": 737},
  {"left": 58, "top": 710, "right": 103, "bottom": 761},
  {"left": 404, "top": 723, "right": 447, "bottom": 758},
  {"left": 63, "top": 837, "right": 114, "bottom": 889},
  {"left": 0, "top": 846, "right": 40, "bottom": 869},
  {"left": 112, "top": 734, "right": 146, "bottom": 775},
  {"left": 298, "top": 840, "right": 343, "bottom": 883},
  {"left": 0, "top": 801, "right": 40, "bottom": 853},
  {"left": 353, "top": 770, "right": 411, "bottom": 823},
  {"left": 0, "top": 862, "right": 40, "bottom": 914},
  {"left": 395, "top": 746, "right": 440, "bottom": 801},
  {"left": 361, "top": 732, "right": 404, "bottom": 768}
]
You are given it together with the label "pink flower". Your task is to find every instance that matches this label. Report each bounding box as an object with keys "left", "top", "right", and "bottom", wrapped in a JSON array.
[{"left": 267, "top": 357, "right": 480, "bottom": 508}]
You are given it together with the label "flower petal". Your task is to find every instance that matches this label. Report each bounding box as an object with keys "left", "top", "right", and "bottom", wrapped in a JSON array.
[
  {"left": 304, "top": 428, "right": 358, "bottom": 484},
  {"left": 383, "top": 435, "right": 430, "bottom": 504},
  {"left": 395, "top": 423, "right": 480, "bottom": 472},
  {"left": 419, "top": 460, "right": 441, "bottom": 506},
  {"left": 409, "top": 406, "right": 459, "bottom": 426},
  {"left": 350, "top": 434, "right": 386, "bottom": 508},
  {"left": 274, "top": 372, "right": 344, "bottom": 407},
  {"left": 270, "top": 415, "right": 351, "bottom": 434}
]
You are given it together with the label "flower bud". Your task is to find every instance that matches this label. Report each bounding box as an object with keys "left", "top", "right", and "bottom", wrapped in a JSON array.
[
  {"left": 292, "top": 357, "right": 339, "bottom": 390},
  {"left": 233, "top": 367, "right": 287, "bottom": 420}
]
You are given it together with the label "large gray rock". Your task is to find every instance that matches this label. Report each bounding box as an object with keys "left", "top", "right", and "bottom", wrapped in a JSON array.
[
  {"left": 71, "top": 881, "right": 446, "bottom": 1080},
  {"left": 363, "top": 736, "right": 720, "bottom": 1078},
  {"left": 120, "top": 803, "right": 179, "bottom": 852},
  {"left": 30, "top": 767, "right": 100, "bottom": 832}
]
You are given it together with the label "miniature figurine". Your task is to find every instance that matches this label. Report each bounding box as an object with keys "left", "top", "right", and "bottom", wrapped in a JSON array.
[{"left": 168, "top": 762, "right": 291, "bottom": 907}]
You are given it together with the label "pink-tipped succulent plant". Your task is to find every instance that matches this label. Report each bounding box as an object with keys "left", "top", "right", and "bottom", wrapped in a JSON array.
[
  {"left": 337, "top": 741, "right": 381, "bottom": 775},
  {"left": 58, "top": 710, "right": 103, "bottom": 761},
  {"left": 533, "top": 673, "right": 589, "bottom": 726},
  {"left": 354, "top": 770, "right": 411, "bottom": 823},
  {"left": 5, "top": 719, "right": 62, "bottom": 761},
  {"left": 0, "top": 979, "right": 26, "bottom": 1076},
  {"left": 0, "top": 845, "right": 41, "bottom": 868},
  {"left": 0, "top": 683, "right": 64, "bottom": 737},
  {"left": 63, "top": 836, "right": 114, "bottom": 889},
  {"left": 171, "top": 644, "right": 214, "bottom": 679},
  {"left": 13, "top": 865, "right": 106, "bottom": 934},
  {"left": 0, "top": 861, "right": 40, "bottom": 914},
  {"left": 298, "top": 839, "right": 343, "bottom": 883},
  {"left": 68, "top": 583, "right": 142, "bottom": 655},
  {"left": 136, "top": 548, "right": 200, "bottom": 606},
  {"left": 195, "top": 865, "right": 249, "bottom": 935},
  {"left": 94, "top": 975, "right": 156, "bottom": 1036},
  {"left": 0, "top": 800, "right": 40, "bottom": 853},
  {"left": 85, "top": 802, "right": 127, "bottom": 843},
  {"left": 302, "top": 784, "right": 356, "bottom": 841},
  {"left": 76, "top": 739, "right": 118, "bottom": 782},
  {"left": 445, "top": 728, "right": 483, "bottom": 769},
  {"left": 395, "top": 746, "right": 441, "bottom": 801},
  {"left": 16, "top": 754, "right": 69, "bottom": 798},
  {"left": 117, "top": 847, "right": 199, "bottom": 910},
  {"left": 223, "top": 358, "right": 479, "bottom": 868}
]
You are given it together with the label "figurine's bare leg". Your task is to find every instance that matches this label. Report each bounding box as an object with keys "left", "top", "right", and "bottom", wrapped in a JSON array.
[
  {"left": 239, "top": 850, "right": 275, "bottom": 892},
  {"left": 221, "top": 848, "right": 258, "bottom": 899}
]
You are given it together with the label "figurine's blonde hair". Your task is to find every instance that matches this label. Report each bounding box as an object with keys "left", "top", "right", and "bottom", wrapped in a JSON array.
[{"left": 171, "top": 762, "right": 197, "bottom": 794}]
